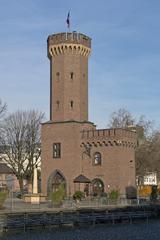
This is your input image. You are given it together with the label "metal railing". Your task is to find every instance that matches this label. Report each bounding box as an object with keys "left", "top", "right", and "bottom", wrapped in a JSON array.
[
  {"left": 2, "top": 209, "right": 153, "bottom": 232},
  {"left": 2, "top": 196, "right": 152, "bottom": 212}
]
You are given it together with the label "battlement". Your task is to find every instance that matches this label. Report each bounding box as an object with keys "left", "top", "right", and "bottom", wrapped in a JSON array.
[
  {"left": 81, "top": 128, "right": 136, "bottom": 140},
  {"left": 81, "top": 128, "right": 137, "bottom": 148},
  {"left": 48, "top": 32, "right": 91, "bottom": 48},
  {"left": 47, "top": 32, "right": 91, "bottom": 58}
]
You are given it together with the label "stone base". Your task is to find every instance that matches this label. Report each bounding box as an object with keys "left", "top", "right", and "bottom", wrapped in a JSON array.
[{"left": 24, "top": 193, "right": 47, "bottom": 204}]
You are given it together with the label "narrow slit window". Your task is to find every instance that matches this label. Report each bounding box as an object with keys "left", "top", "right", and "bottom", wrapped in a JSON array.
[
  {"left": 56, "top": 72, "right": 60, "bottom": 81},
  {"left": 70, "top": 72, "right": 74, "bottom": 79},
  {"left": 70, "top": 101, "right": 74, "bottom": 109},
  {"left": 56, "top": 100, "right": 60, "bottom": 109}
]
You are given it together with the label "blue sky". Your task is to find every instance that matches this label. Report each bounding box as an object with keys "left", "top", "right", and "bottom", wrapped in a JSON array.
[{"left": 0, "top": 0, "right": 160, "bottom": 129}]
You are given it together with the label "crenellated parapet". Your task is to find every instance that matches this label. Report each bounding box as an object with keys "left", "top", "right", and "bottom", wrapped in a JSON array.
[
  {"left": 80, "top": 128, "right": 137, "bottom": 149},
  {"left": 47, "top": 32, "right": 91, "bottom": 58}
]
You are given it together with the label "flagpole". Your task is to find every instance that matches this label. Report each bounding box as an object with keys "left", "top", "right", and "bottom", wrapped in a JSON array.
[{"left": 66, "top": 10, "right": 71, "bottom": 33}]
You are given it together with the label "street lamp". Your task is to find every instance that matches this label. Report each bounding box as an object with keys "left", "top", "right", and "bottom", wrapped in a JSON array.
[{"left": 81, "top": 143, "right": 92, "bottom": 173}]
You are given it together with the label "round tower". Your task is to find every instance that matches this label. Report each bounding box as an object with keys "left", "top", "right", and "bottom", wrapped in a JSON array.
[{"left": 47, "top": 32, "right": 91, "bottom": 122}]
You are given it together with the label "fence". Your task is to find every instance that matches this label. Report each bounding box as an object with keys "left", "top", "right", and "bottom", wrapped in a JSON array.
[
  {"left": 2, "top": 209, "right": 153, "bottom": 232},
  {"left": 2, "top": 195, "right": 152, "bottom": 212}
]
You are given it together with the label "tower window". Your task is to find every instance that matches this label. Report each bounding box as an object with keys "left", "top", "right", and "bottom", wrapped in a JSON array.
[
  {"left": 53, "top": 143, "right": 61, "bottom": 158},
  {"left": 93, "top": 152, "right": 102, "bottom": 166},
  {"left": 70, "top": 101, "right": 74, "bottom": 109},
  {"left": 70, "top": 72, "right": 74, "bottom": 79},
  {"left": 56, "top": 100, "right": 60, "bottom": 110}
]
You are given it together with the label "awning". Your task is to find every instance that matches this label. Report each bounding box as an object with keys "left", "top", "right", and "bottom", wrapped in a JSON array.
[{"left": 73, "top": 174, "right": 91, "bottom": 183}]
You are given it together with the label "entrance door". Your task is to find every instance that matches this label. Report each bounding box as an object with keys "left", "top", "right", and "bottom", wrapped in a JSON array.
[
  {"left": 47, "top": 170, "right": 66, "bottom": 194},
  {"left": 91, "top": 178, "right": 104, "bottom": 196},
  {"left": 52, "top": 172, "right": 65, "bottom": 192}
]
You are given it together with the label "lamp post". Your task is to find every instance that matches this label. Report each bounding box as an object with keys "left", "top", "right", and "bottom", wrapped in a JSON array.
[
  {"left": 81, "top": 143, "right": 92, "bottom": 173},
  {"left": 80, "top": 144, "right": 92, "bottom": 195},
  {"left": 107, "top": 185, "right": 110, "bottom": 205}
]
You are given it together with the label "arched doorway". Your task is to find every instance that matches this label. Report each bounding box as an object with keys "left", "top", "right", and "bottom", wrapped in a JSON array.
[
  {"left": 47, "top": 170, "right": 66, "bottom": 195},
  {"left": 91, "top": 178, "right": 104, "bottom": 196}
]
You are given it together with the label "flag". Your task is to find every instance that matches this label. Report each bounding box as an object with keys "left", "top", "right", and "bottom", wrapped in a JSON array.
[{"left": 66, "top": 11, "right": 70, "bottom": 29}]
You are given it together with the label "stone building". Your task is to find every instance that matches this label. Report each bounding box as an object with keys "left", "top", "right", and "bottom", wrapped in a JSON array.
[
  {"left": 0, "top": 162, "right": 19, "bottom": 191},
  {"left": 41, "top": 32, "right": 137, "bottom": 198}
]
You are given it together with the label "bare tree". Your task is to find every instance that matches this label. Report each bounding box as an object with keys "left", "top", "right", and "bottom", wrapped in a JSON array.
[
  {"left": 108, "top": 108, "right": 135, "bottom": 128},
  {"left": 108, "top": 108, "right": 154, "bottom": 139},
  {"left": 0, "top": 99, "right": 7, "bottom": 120},
  {"left": 108, "top": 108, "right": 156, "bottom": 176},
  {"left": 0, "top": 110, "right": 44, "bottom": 195},
  {"left": 135, "top": 141, "right": 151, "bottom": 175},
  {"left": 137, "top": 115, "right": 154, "bottom": 140},
  {"left": 136, "top": 130, "right": 160, "bottom": 176}
]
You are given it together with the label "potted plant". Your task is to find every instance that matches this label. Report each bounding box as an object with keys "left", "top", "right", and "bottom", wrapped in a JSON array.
[
  {"left": 50, "top": 183, "right": 66, "bottom": 207},
  {"left": 73, "top": 191, "right": 85, "bottom": 203},
  {"left": 0, "top": 191, "right": 8, "bottom": 209},
  {"left": 108, "top": 189, "right": 119, "bottom": 203}
]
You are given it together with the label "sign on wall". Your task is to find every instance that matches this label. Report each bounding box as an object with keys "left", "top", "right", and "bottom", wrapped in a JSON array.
[{"left": 143, "top": 172, "right": 157, "bottom": 186}]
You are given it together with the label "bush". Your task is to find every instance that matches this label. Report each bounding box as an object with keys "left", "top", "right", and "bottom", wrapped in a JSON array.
[
  {"left": 150, "top": 185, "right": 158, "bottom": 201},
  {"left": 50, "top": 183, "right": 66, "bottom": 206},
  {"left": 73, "top": 191, "right": 85, "bottom": 201},
  {"left": 138, "top": 186, "right": 151, "bottom": 197},
  {"left": 108, "top": 189, "right": 119, "bottom": 200},
  {"left": 0, "top": 191, "right": 8, "bottom": 209}
]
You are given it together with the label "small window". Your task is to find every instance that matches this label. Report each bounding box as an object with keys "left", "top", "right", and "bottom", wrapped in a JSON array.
[
  {"left": 70, "top": 100, "right": 74, "bottom": 109},
  {"left": 53, "top": 143, "right": 61, "bottom": 158},
  {"left": 56, "top": 100, "right": 60, "bottom": 110},
  {"left": 56, "top": 72, "right": 60, "bottom": 81},
  {"left": 70, "top": 72, "right": 74, "bottom": 79},
  {"left": 93, "top": 152, "right": 101, "bottom": 166}
]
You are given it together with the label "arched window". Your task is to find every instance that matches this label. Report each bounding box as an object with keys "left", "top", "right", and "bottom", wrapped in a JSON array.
[
  {"left": 47, "top": 170, "right": 66, "bottom": 194},
  {"left": 52, "top": 172, "right": 65, "bottom": 192},
  {"left": 91, "top": 178, "right": 104, "bottom": 196},
  {"left": 93, "top": 152, "right": 101, "bottom": 165}
]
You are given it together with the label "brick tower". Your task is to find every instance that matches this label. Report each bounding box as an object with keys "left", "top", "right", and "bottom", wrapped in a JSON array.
[
  {"left": 47, "top": 32, "right": 91, "bottom": 122},
  {"left": 41, "top": 32, "right": 137, "bottom": 198}
]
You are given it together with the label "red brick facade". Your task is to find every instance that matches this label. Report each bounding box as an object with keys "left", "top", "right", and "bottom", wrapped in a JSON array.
[{"left": 41, "top": 32, "right": 137, "bottom": 197}]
